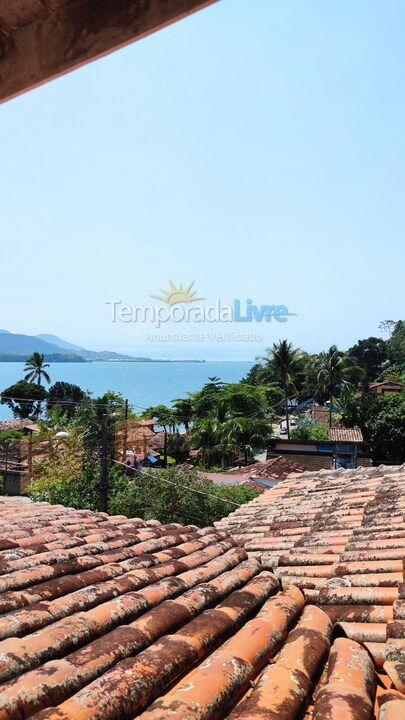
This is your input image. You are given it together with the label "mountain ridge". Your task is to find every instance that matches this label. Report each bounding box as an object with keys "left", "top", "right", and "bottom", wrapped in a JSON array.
[{"left": 0, "top": 331, "right": 147, "bottom": 362}]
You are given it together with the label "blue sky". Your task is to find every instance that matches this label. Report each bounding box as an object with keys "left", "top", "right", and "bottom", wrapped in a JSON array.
[{"left": 1, "top": 0, "right": 404, "bottom": 360}]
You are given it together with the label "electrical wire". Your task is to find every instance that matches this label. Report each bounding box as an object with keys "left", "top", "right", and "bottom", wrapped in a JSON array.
[{"left": 111, "top": 459, "right": 241, "bottom": 508}]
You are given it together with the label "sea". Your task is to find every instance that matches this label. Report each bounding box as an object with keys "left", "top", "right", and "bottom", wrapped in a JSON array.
[{"left": 0, "top": 361, "right": 254, "bottom": 420}]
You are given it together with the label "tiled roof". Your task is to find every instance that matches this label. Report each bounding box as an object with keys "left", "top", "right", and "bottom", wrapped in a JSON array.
[
  {"left": 216, "top": 463, "right": 405, "bottom": 706},
  {"left": 227, "top": 455, "right": 308, "bottom": 480},
  {"left": 199, "top": 457, "right": 307, "bottom": 489},
  {"left": 329, "top": 426, "right": 364, "bottom": 442},
  {"left": 1, "top": 466, "right": 405, "bottom": 720},
  {"left": 0, "top": 419, "right": 39, "bottom": 433}
]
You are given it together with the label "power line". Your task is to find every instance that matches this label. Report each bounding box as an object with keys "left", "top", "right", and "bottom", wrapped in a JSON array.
[
  {"left": 0, "top": 396, "right": 271, "bottom": 424},
  {"left": 111, "top": 459, "right": 241, "bottom": 508}
]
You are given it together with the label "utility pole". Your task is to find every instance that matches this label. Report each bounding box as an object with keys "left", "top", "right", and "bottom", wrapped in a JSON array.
[
  {"left": 99, "top": 412, "right": 109, "bottom": 512},
  {"left": 122, "top": 398, "right": 128, "bottom": 463}
]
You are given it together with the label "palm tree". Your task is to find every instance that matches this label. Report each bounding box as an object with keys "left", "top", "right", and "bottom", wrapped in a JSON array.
[
  {"left": 191, "top": 418, "right": 220, "bottom": 468},
  {"left": 24, "top": 353, "right": 51, "bottom": 386},
  {"left": 224, "top": 417, "right": 271, "bottom": 466},
  {"left": 171, "top": 398, "right": 193, "bottom": 432},
  {"left": 267, "top": 340, "right": 302, "bottom": 439},
  {"left": 315, "top": 346, "right": 362, "bottom": 428}
]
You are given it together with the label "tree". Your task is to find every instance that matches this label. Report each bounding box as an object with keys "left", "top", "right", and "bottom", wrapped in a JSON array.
[
  {"left": 266, "top": 340, "right": 302, "bottom": 439},
  {"left": 223, "top": 416, "right": 272, "bottom": 465},
  {"left": 0, "top": 430, "right": 22, "bottom": 471},
  {"left": 379, "top": 320, "right": 396, "bottom": 338},
  {"left": 215, "top": 383, "right": 269, "bottom": 422},
  {"left": 47, "top": 381, "right": 86, "bottom": 417},
  {"left": 191, "top": 377, "right": 225, "bottom": 420},
  {"left": 142, "top": 404, "right": 176, "bottom": 466},
  {"left": 171, "top": 398, "right": 193, "bottom": 431},
  {"left": 290, "top": 419, "right": 328, "bottom": 442},
  {"left": 347, "top": 337, "right": 388, "bottom": 382},
  {"left": 1, "top": 381, "right": 48, "bottom": 418},
  {"left": 191, "top": 418, "right": 221, "bottom": 468},
  {"left": 316, "top": 346, "right": 362, "bottom": 428},
  {"left": 108, "top": 466, "right": 260, "bottom": 526},
  {"left": 388, "top": 321, "right": 405, "bottom": 365},
  {"left": 367, "top": 393, "right": 405, "bottom": 463},
  {"left": 24, "top": 353, "right": 51, "bottom": 386},
  {"left": 28, "top": 430, "right": 98, "bottom": 509}
]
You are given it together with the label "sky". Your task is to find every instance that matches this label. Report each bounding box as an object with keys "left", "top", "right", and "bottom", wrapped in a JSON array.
[{"left": 1, "top": 0, "right": 404, "bottom": 360}]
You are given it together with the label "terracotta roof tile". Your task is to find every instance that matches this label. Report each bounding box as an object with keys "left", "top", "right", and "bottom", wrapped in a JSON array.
[
  {"left": 215, "top": 463, "right": 405, "bottom": 711},
  {"left": 329, "top": 426, "right": 364, "bottom": 442},
  {"left": 1, "top": 466, "right": 405, "bottom": 719}
]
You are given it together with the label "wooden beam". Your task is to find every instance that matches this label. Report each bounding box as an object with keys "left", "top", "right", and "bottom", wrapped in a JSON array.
[{"left": 0, "top": 0, "right": 218, "bottom": 103}]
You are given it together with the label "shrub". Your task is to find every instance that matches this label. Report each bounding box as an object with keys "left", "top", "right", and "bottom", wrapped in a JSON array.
[
  {"left": 108, "top": 466, "right": 259, "bottom": 526},
  {"left": 290, "top": 419, "right": 329, "bottom": 441}
]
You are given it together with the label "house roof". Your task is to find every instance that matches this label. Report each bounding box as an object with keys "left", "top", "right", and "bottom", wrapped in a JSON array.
[
  {"left": 216, "top": 463, "right": 405, "bottom": 704},
  {"left": 0, "top": 419, "right": 40, "bottom": 433},
  {"left": 236, "top": 455, "right": 308, "bottom": 480},
  {"left": 329, "top": 426, "right": 364, "bottom": 442},
  {"left": 199, "top": 458, "right": 307, "bottom": 493},
  {"left": 1, "top": 479, "right": 405, "bottom": 720}
]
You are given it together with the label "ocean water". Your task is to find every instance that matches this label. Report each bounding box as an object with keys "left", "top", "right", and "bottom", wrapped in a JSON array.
[{"left": 0, "top": 361, "right": 254, "bottom": 420}]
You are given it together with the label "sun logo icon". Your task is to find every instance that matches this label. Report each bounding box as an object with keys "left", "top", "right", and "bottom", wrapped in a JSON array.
[{"left": 150, "top": 281, "right": 205, "bottom": 305}]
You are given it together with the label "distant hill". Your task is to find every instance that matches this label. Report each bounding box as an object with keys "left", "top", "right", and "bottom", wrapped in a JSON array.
[
  {"left": 0, "top": 353, "right": 86, "bottom": 363},
  {"left": 36, "top": 334, "right": 85, "bottom": 353},
  {"left": 0, "top": 332, "right": 83, "bottom": 358},
  {"left": 36, "top": 333, "right": 143, "bottom": 361},
  {"left": 0, "top": 331, "right": 150, "bottom": 362}
]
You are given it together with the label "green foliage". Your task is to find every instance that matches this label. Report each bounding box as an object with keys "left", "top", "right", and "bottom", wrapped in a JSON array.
[
  {"left": 72, "top": 390, "right": 128, "bottom": 458},
  {"left": 24, "top": 353, "right": 51, "bottom": 386},
  {"left": 347, "top": 337, "right": 387, "bottom": 382},
  {"left": 315, "top": 345, "right": 363, "bottom": 427},
  {"left": 142, "top": 405, "right": 176, "bottom": 430},
  {"left": 290, "top": 419, "right": 329, "bottom": 441},
  {"left": 388, "top": 321, "right": 405, "bottom": 364},
  {"left": 379, "top": 362, "right": 405, "bottom": 383},
  {"left": 339, "top": 390, "right": 379, "bottom": 433},
  {"left": 190, "top": 377, "right": 225, "bottom": 420},
  {"left": 367, "top": 393, "right": 405, "bottom": 462},
  {"left": 1, "top": 381, "right": 48, "bottom": 418},
  {"left": 265, "top": 340, "right": 303, "bottom": 439},
  {"left": 28, "top": 461, "right": 259, "bottom": 527},
  {"left": 166, "top": 432, "right": 190, "bottom": 462},
  {"left": 0, "top": 429, "right": 23, "bottom": 442},
  {"left": 0, "top": 429, "right": 23, "bottom": 470},
  {"left": 108, "top": 466, "right": 259, "bottom": 526},
  {"left": 171, "top": 398, "right": 193, "bottom": 430},
  {"left": 28, "top": 431, "right": 99, "bottom": 510},
  {"left": 47, "top": 381, "right": 86, "bottom": 417}
]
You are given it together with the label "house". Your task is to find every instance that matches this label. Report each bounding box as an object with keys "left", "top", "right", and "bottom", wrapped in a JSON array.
[
  {"left": 115, "top": 418, "right": 163, "bottom": 460},
  {"left": 329, "top": 426, "right": 364, "bottom": 468},
  {"left": 270, "top": 426, "right": 370, "bottom": 470},
  {"left": 199, "top": 456, "right": 308, "bottom": 492},
  {"left": 369, "top": 380, "right": 405, "bottom": 396}
]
